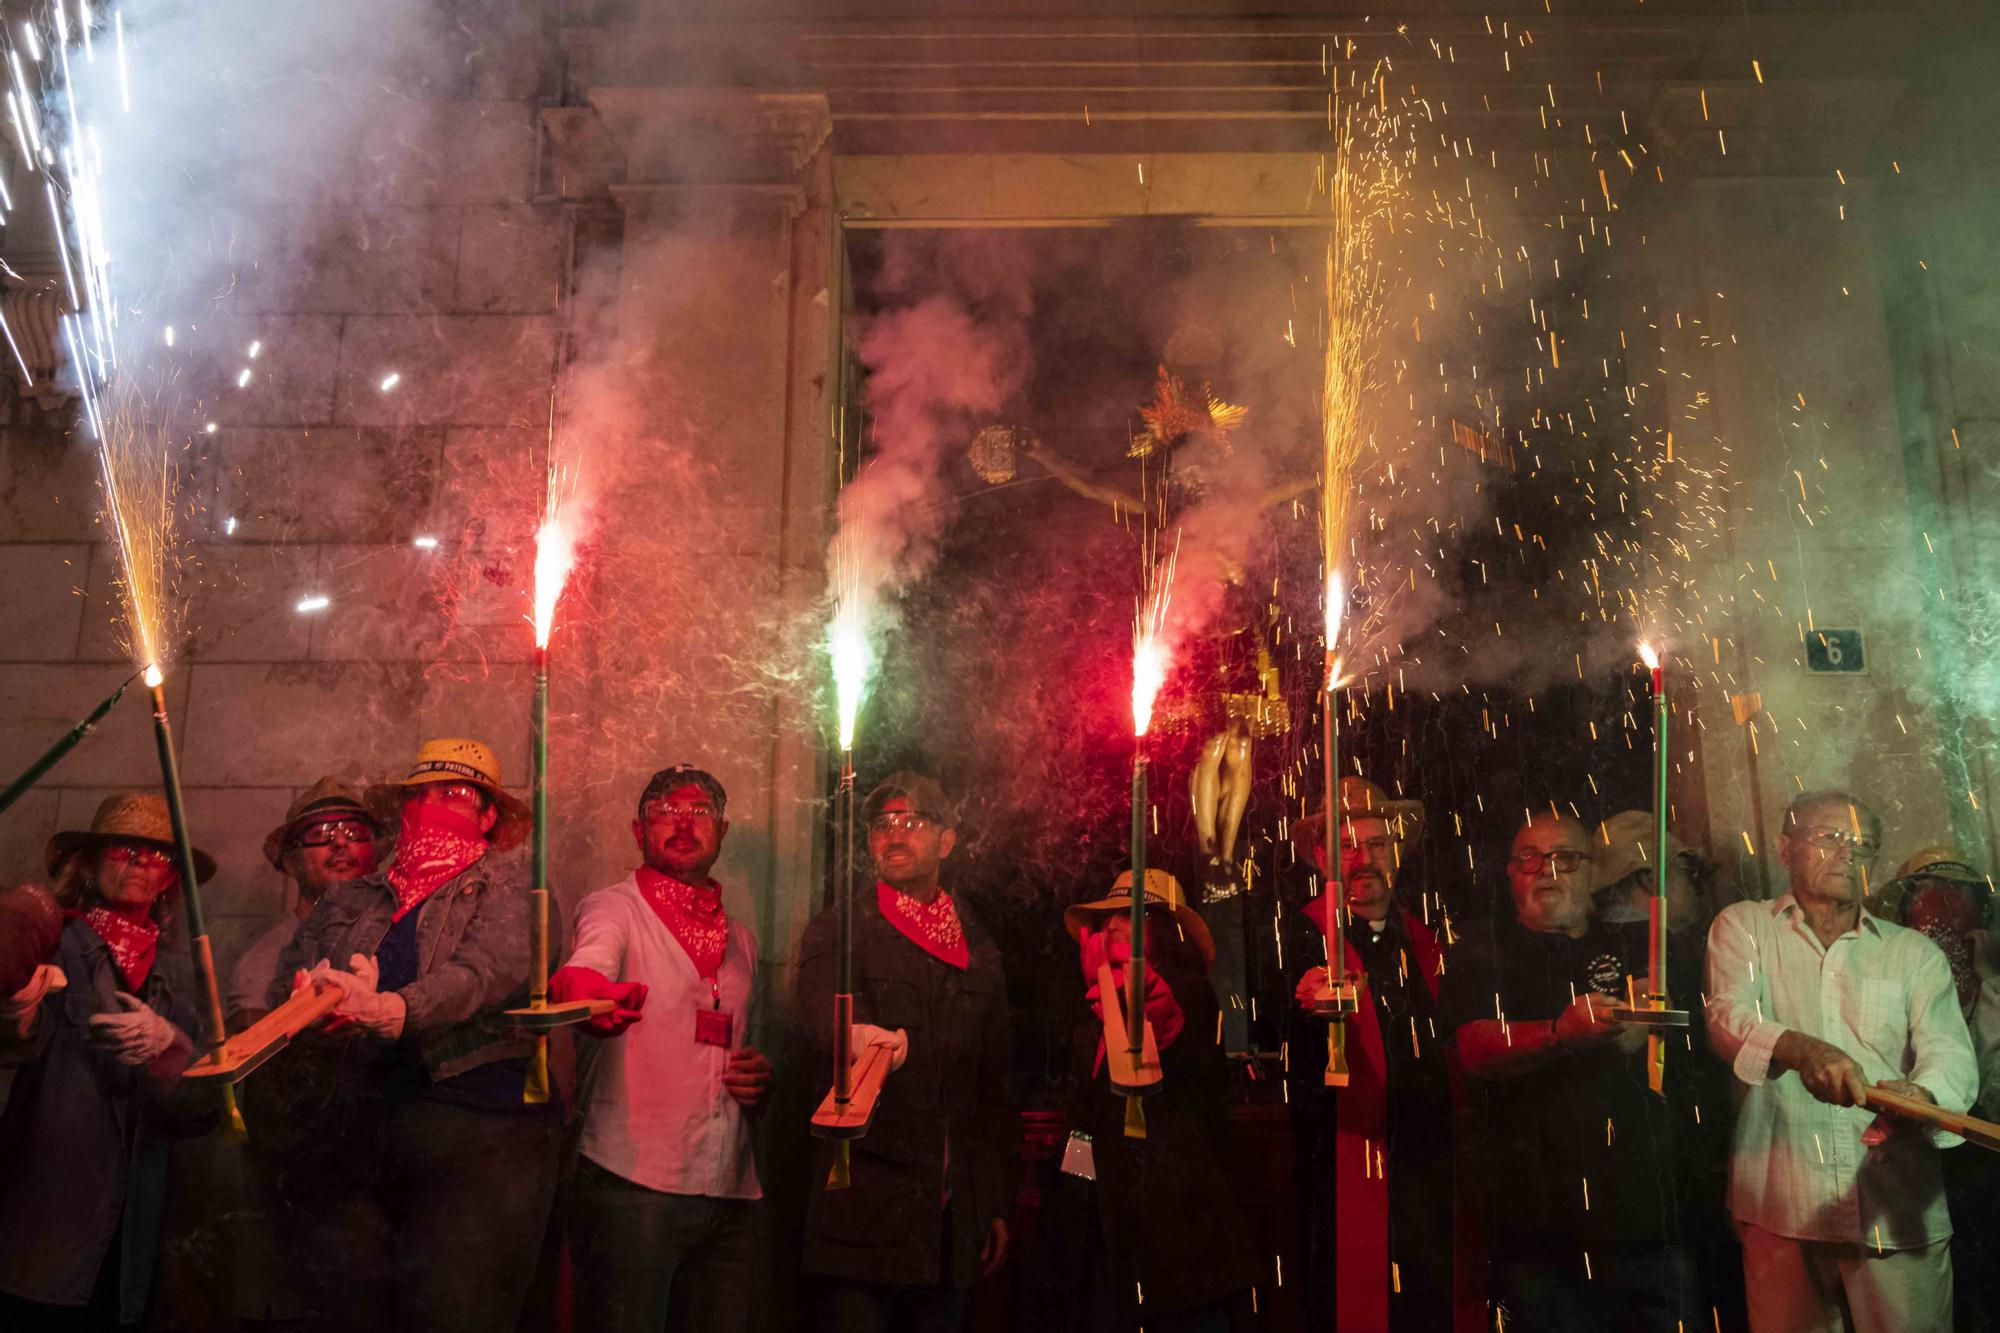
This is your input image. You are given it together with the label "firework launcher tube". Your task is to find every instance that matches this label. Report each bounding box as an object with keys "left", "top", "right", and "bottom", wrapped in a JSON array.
[
  {"left": 1315, "top": 659, "right": 1359, "bottom": 1084},
  {"left": 1864, "top": 1085, "right": 2000, "bottom": 1152},
  {"left": 0, "top": 676, "right": 133, "bottom": 817},
  {"left": 147, "top": 676, "right": 244, "bottom": 1136},
  {"left": 1608, "top": 663, "right": 1690, "bottom": 1043},
  {"left": 812, "top": 755, "right": 891, "bottom": 1183},
  {"left": 1116, "top": 751, "right": 1156, "bottom": 1137}
]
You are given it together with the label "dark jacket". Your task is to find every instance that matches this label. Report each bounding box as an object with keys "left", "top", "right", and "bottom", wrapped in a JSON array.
[
  {"left": 0, "top": 920, "right": 212, "bottom": 1318},
  {"left": 273, "top": 847, "right": 541, "bottom": 1081},
  {"left": 1061, "top": 936, "right": 1256, "bottom": 1316},
  {"left": 796, "top": 889, "right": 1017, "bottom": 1288}
]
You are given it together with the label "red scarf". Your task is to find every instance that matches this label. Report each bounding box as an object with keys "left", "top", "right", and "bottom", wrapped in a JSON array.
[
  {"left": 636, "top": 867, "right": 729, "bottom": 978},
  {"left": 79, "top": 903, "right": 160, "bottom": 991},
  {"left": 878, "top": 880, "right": 969, "bottom": 969},
  {"left": 386, "top": 805, "right": 488, "bottom": 921}
]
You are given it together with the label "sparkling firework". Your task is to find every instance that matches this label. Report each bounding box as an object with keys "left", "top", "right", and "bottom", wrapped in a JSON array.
[
  {"left": 829, "top": 539, "right": 872, "bottom": 752},
  {"left": 531, "top": 465, "right": 579, "bottom": 649}
]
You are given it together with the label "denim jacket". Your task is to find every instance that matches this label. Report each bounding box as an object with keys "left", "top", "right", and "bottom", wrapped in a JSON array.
[{"left": 272, "top": 846, "right": 547, "bottom": 1081}]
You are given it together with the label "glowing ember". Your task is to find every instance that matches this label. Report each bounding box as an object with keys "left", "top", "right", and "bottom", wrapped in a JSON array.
[
  {"left": 1638, "top": 640, "right": 1661, "bottom": 671},
  {"left": 830, "top": 602, "right": 869, "bottom": 752},
  {"left": 1325, "top": 572, "right": 1346, "bottom": 680},
  {"left": 1131, "top": 631, "right": 1167, "bottom": 738},
  {"left": 141, "top": 663, "right": 162, "bottom": 689},
  {"left": 530, "top": 516, "right": 576, "bottom": 649}
]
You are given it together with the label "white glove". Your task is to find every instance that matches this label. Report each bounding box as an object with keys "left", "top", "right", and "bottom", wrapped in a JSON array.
[
  {"left": 311, "top": 954, "right": 407, "bottom": 1040},
  {"left": 86, "top": 991, "right": 185, "bottom": 1067},
  {"left": 2, "top": 962, "right": 64, "bottom": 1040},
  {"left": 851, "top": 1022, "right": 909, "bottom": 1072}
]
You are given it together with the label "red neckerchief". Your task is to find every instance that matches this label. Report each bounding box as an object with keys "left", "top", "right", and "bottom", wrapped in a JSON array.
[
  {"left": 77, "top": 903, "right": 160, "bottom": 991},
  {"left": 878, "top": 880, "right": 969, "bottom": 969},
  {"left": 636, "top": 866, "right": 729, "bottom": 978},
  {"left": 386, "top": 805, "right": 487, "bottom": 921}
]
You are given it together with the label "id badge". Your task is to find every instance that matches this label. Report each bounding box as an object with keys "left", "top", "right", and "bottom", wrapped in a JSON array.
[
  {"left": 1059, "top": 1130, "right": 1096, "bottom": 1181},
  {"left": 694, "top": 1007, "right": 733, "bottom": 1047}
]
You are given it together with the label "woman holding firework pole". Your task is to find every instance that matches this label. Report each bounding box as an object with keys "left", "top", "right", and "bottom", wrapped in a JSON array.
[
  {"left": 0, "top": 794, "right": 217, "bottom": 1329},
  {"left": 270, "top": 738, "right": 557, "bottom": 1333}
]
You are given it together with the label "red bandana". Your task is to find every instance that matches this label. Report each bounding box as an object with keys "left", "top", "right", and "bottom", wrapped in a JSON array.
[
  {"left": 79, "top": 904, "right": 160, "bottom": 991},
  {"left": 636, "top": 867, "right": 729, "bottom": 978},
  {"left": 386, "top": 805, "right": 488, "bottom": 921},
  {"left": 878, "top": 880, "right": 969, "bottom": 969}
]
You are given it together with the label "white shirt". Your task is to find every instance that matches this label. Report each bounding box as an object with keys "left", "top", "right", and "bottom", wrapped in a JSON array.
[
  {"left": 1705, "top": 894, "right": 1977, "bottom": 1247},
  {"left": 566, "top": 872, "right": 761, "bottom": 1200}
]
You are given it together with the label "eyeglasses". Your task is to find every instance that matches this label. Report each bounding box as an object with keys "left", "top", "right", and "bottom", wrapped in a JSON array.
[
  {"left": 1507, "top": 848, "right": 1586, "bottom": 874},
  {"left": 1794, "top": 828, "right": 1881, "bottom": 861},
  {"left": 871, "top": 812, "right": 935, "bottom": 835},
  {"left": 294, "top": 820, "right": 376, "bottom": 849},
  {"left": 1348, "top": 836, "right": 1396, "bottom": 857},
  {"left": 422, "top": 782, "right": 487, "bottom": 806},
  {"left": 102, "top": 844, "right": 173, "bottom": 869},
  {"left": 644, "top": 802, "right": 720, "bottom": 824}
]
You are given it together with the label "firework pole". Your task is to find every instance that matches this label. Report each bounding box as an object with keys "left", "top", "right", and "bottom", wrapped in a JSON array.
[
  {"left": 813, "top": 597, "right": 888, "bottom": 1188},
  {"left": 506, "top": 500, "right": 606, "bottom": 1064},
  {"left": 1611, "top": 643, "right": 1689, "bottom": 1079},
  {"left": 0, "top": 673, "right": 136, "bottom": 816},
  {"left": 1112, "top": 610, "right": 1168, "bottom": 1136},
  {"left": 1315, "top": 583, "right": 1360, "bottom": 1084},
  {"left": 141, "top": 665, "right": 243, "bottom": 1135}
]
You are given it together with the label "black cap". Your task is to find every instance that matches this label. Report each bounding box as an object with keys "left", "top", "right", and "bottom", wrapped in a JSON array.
[
  {"left": 862, "top": 771, "right": 955, "bottom": 826},
  {"left": 638, "top": 766, "right": 728, "bottom": 818}
]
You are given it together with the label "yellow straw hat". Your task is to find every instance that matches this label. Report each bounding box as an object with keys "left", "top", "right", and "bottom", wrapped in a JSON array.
[
  {"left": 381, "top": 738, "right": 530, "bottom": 850},
  {"left": 46, "top": 792, "right": 216, "bottom": 883},
  {"left": 1063, "top": 868, "right": 1214, "bottom": 968},
  {"left": 1292, "top": 775, "right": 1423, "bottom": 854}
]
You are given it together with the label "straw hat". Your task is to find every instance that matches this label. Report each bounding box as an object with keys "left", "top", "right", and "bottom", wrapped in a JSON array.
[
  {"left": 381, "top": 738, "right": 530, "bottom": 850},
  {"left": 262, "top": 776, "right": 386, "bottom": 870},
  {"left": 1868, "top": 843, "right": 1992, "bottom": 922},
  {"left": 1291, "top": 776, "right": 1423, "bottom": 854},
  {"left": 46, "top": 792, "right": 216, "bottom": 884},
  {"left": 862, "top": 771, "right": 956, "bottom": 827},
  {"left": 1594, "top": 810, "right": 1693, "bottom": 891},
  {"left": 1063, "top": 868, "right": 1214, "bottom": 968}
]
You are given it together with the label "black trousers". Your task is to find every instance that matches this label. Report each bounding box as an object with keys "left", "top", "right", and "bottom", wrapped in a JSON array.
[{"left": 288, "top": 1093, "right": 560, "bottom": 1333}]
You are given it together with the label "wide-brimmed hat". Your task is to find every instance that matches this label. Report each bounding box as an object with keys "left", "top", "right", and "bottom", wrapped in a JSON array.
[
  {"left": 46, "top": 792, "right": 216, "bottom": 884},
  {"left": 262, "top": 777, "right": 386, "bottom": 871},
  {"left": 1594, "top": 810, "right": 1695, "bottom": 891},
  {"left": 1868, "top": 844, "right": 1992, "bottom": 922},
  {"left": 382, "top": 738, "right": 530, "bottom": 850},
  {"left": 863, "top": 771, "right": 956, "bottom": 827},
  {"left": 1063, "top": 868, "right": 1214, "bottom": 968},
  {"left": 1292, "top": 776, "right": 1423, "bottom": 854}
]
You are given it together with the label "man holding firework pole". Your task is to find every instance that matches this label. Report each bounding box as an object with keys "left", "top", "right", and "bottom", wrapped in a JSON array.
[
  {"left": 1284, "top": 776, "right": 1460, "bottom": 1333},
  {"left": 270, "top": 738, "right": 558, "bottom": 1333},
  {"left": 795, "top": 772, "right": 1016, "bottom": 1332},
  {"left": 1706, "top": 791, "right": 1976, "bottom": 1333},
  {"left": 0, "top": 794, "right": 217, "bottom": 1327},
  {"left": 1440, "top": 812, "right": 1691, "bottom": 1332},
  {"left": 550, "top": 764, "right": 770, "bottom": 1333}
]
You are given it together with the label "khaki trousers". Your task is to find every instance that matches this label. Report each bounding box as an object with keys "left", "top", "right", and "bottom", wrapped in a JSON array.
[{"left": 1738, "top": 1220, "right": 1952, "bottom": 1333}]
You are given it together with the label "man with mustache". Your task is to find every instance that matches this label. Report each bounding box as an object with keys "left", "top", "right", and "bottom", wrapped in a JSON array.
[
  {"left": 1285, "top": 777, "right": 1460, "bottom": 1333},
  {"left": 795, "top": 772, "right": 1015, "bottom": 1333},
  {"left": 1707, "top": 792, "right": 1975, "bottom": 1333},
  {"left": 549, "top": 765, "right": 771, "bottom": 1333},
  {"left": 1440, "top": 812, "right": 1690, "bottom": 1333}
]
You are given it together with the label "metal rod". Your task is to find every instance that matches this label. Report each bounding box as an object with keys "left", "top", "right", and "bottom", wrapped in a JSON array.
[
  {"left": 834, "top": 751, "right": 855, "bottom": 1105},
  {"left": 0, "top": 675, "right": 133, "bottom": 816},
  {"left": 148, "top": 675, "right": 243, "bottom": 1136},
  {"left": 1648, "top": 664, "right": 1669, "bottom": 1094},
  {"left": 1127, "top": 751, "right": 1147, "bottom": 1070}
]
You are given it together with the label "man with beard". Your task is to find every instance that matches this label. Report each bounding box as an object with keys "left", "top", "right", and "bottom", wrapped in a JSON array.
[
  {"left": 1284, "top": 777, "right": 1459, "bottom": 1333},
  {"left": 795, "top": 772, "right": 1015, "bottom": 1333},
  {"left": 1707, "top": 793, "right": 1975, "bottom": 1333},
  {"left": 1440, "top": 812, "right": 1690, "bottom": 1333},
  {"left": 550, "top": 764, "right": 772, "bottom": 1332}
]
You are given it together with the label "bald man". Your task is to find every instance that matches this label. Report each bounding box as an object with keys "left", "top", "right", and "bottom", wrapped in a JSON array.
[{"left": 1439, "top": 813, "right": 1693, "bottom": 1333}]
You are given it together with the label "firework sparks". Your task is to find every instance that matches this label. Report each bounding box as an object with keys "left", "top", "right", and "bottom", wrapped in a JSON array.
[
  {"left": 1131, "top": 551, "right": 1175, "bottom": 738},
  {"left": 830, "top": 595, "right": 870, "bottom": 754},
  {"left": 531, "top": 467, "right": 579, "bottom": 650}
]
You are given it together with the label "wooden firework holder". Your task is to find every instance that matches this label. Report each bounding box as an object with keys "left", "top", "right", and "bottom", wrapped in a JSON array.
[
  {"left": 1097, "top": 960, "right": 1163, "bottom": 1095},
  {"left": 812, "top": 1033, "right": 896, "bottom": 1138},
  {"left": 1865, "top": 1085, "right": 2000, "bottom": 1153},
  {"left": 506, "top": 997, "right": 615, "bottom": 1031},
  {"left": 183, "top": 984, "right": 344, "bottom": 1086}
]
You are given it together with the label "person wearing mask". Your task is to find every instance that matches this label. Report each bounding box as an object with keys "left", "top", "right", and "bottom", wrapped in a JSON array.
[
  {"left": 0, "top": 794, "right": 215, "bottom": 1329},
  {"left": 272, "top": 738, "right": 554, "bottom": 1333}
]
